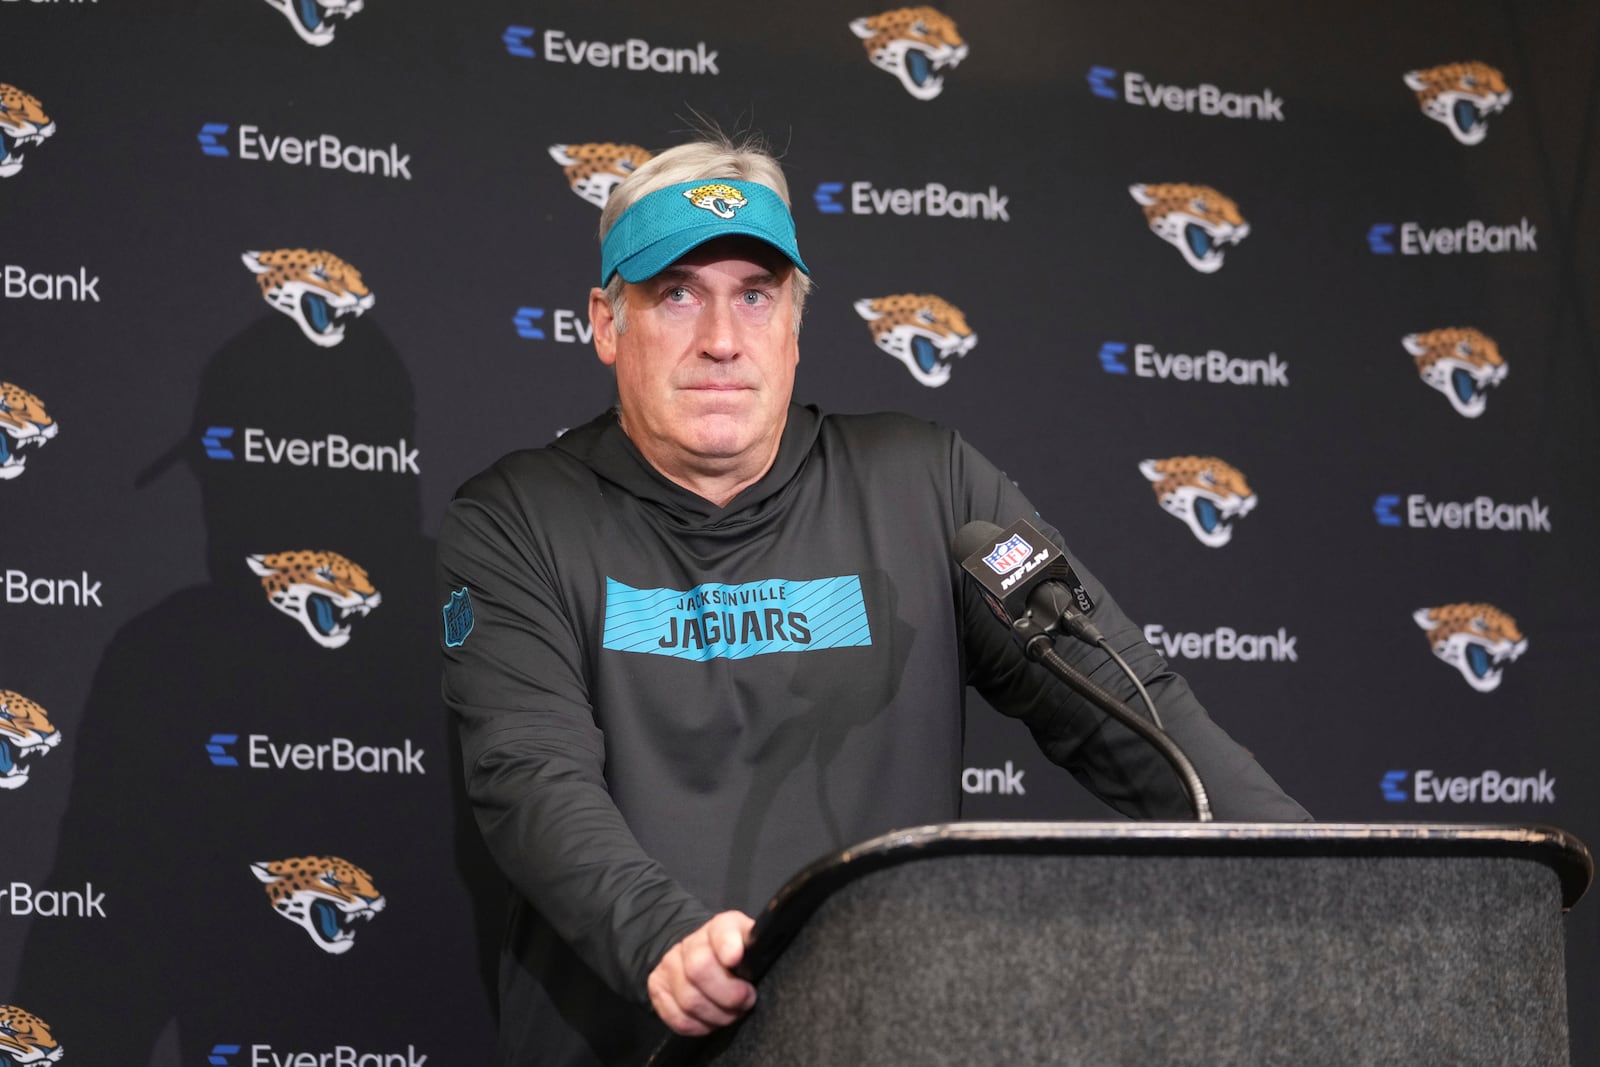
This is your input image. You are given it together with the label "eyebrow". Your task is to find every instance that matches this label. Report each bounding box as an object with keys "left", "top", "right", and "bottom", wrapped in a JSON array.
[{"left": 654, "top": 265, "right": 783, "bottom": 288}]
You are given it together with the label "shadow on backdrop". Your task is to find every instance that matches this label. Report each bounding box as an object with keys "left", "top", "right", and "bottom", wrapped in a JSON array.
[{"left": 15, "top": 313, "right": 501, "bottom": 1063}]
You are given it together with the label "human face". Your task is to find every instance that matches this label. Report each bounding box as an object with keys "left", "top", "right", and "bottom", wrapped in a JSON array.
[{"left": 590, "top": 237, "right": 799, "bottom": 502}]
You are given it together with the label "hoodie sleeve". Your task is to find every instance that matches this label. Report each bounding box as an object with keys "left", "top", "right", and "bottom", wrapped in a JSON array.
[
  {"left": 435, "top": 468, "right": 713, "bottom": 1005},
  {"left": 948, "top": 433, "right": 1311, "bottom": 822}
]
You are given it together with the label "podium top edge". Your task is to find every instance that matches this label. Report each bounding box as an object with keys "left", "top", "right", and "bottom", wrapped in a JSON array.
[{"left": 777, "top": 821, "right": 1594, "bottom": 914}]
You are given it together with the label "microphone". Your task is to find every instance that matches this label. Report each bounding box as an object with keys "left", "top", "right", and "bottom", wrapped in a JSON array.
[
  {"left": 953, "top": 518, "right": 1102, "bottom": 643},
  {"left": 952, "top": 518, "right": 1211, "bottom": 820}
]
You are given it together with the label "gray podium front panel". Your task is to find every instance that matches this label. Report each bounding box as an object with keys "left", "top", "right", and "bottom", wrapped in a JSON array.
[{"left": 655, "top": 822, "right": 1592, "bottom": 1067}]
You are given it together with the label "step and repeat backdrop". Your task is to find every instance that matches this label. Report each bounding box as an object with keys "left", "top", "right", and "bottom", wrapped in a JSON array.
[{"left": 4, "top": 1, "right": 1598, "bottom": 1064}]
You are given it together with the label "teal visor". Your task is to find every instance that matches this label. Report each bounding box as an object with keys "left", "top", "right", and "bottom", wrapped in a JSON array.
[{"left": 600, "top": 178, "right": 810, "bottom": 286}]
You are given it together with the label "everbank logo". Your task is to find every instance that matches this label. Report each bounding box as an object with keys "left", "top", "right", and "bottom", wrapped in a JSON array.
[
  {"left": 3, "top": 263, "right": 99, "bottom": 302},
  {"left": 962, "top": 762, "right": 1025, "bottom": 795},
  {"left": 813, "top": 179, "right": 1009, "bottom": 220},
  {"left": 1366, "top": 217, "right": 1535, "bottom": 255},
  {"left": 2, "top": 880, "right": 106, "bottom": 918},
  {"left": 503, "top": 24, "right": 719, "bottom": 75},
  {"left": 211, "top": 1042, "right": 425, "bottom": 1067},
  {"left": 1143, "top": 624, "right": 1298, "bottom": 663},
  {"left": 513, "top": 305, "right": 594, "bottom": 343},
  {"left": 1087, "top": 65, "right": 1284, "bottom": 120},
  {"left": 202, "top": 425, "right": 419, "bottom": 474},
  {"left": 4, "top": 569, "right": 103, "bottom": 607},
  {"left": 208, "top": 732, "right": 425, "bottom": 774},
  {"left": 1099, "top": 340, "right": 1287, "bottom": 387},
  {"left": 198, "top": 123, "right": 412, "bottom": 180},
  {"left": 1373, "top": 493, "right": 1549, "bottom": 532},
  {"left": 1381, "top": 768, "right": 1554, "bottom": 804}
]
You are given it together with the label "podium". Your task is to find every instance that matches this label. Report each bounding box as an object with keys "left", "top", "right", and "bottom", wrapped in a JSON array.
[{"left": 649, "top": 822, "right": 1593, "bottom": 1066}]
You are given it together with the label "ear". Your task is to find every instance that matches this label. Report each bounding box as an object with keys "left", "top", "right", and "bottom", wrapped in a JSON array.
[
  {"left": 1413, "top": 608, "right": 1440, "bottom": 631},
  {"left": 852, "top": 298, "right": 882, "bottom": 322},
  {"left": 1402, "top": 71, "right": 1428, "bottom": 91},
  {"left": 1138, "top": 459, "right": 1163, "bottom": 483},
  {"left": 590, "top": 287, "right": 619, "bottom": 367},
  {"left": 849, "top": 17, "right": 875, "bottom": 39},
  {"left": 246, "top": 554, "right": 273, "bottom": 577},
  {"left": 1128, "top": 184, "right": 1156, "bottom": 206},
  {"left": 1401, "top": 334, "right": 1426, "bottom": 356},
  {"left": 548, "top": 144, "right": 578, "bottom": 166},
  {"left": 241, "top": 251, "right": 271, "bottom": 274},
  {"left": 250, "top": 861, "right": 278, "bottom": 884}
]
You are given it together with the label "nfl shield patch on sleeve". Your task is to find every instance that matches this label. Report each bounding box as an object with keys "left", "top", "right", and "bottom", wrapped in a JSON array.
[{"left": 442, "top": 586, "right": 475, "bottom": 647}]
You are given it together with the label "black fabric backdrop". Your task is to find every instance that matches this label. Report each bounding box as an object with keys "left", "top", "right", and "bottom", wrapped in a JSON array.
[{"left": 3, "top": 2, "right": 1597, "bottom": 1063}]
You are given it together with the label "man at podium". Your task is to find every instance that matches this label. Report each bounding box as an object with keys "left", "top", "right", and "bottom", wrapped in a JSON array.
[{"left": 436, "top": 134, "right": 1310, "bottom": 1066}]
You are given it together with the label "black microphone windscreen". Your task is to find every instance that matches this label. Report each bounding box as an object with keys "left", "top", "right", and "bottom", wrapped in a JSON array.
[{"left": 952, "top": 520, "right": 1005, "bottom": 563}]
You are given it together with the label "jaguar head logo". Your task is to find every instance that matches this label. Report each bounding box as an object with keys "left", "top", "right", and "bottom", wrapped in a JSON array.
[
  {"left": 258, "top": 0, "right": 366, "bottom": 47},
  {"left": 1402, "top": 328, "right": 1506, "bottom": 418},
  {"left": 682, "top": 183, "right": 749, "bottom": 220},
  {"left": 243, "top": 249, "right": 374, "bottom": 348},
  {"left": 0, "top": 84, "right": 55, "bottom": 178},
  {"left": 0, "top": 691, "right": 61, "bottom": 792},
  {"left": 1130, "top": 183, "right": 1250, "bottom": 273},
  {"left": 1140, "top": 456, "right": 1257, "bottom": 547},
  {"left": 1404, "top": 62, "right": 1511, "bottom": 146},
  {"left": 854, "top": 293, "right": 977, "bottom": 388},
  {"left": 252, "top": 856, "right": 385, "bottom": 954},
  {"left": 0, "top": 1005, "right": 63, "bottom": 1064},
  {"left": 850, "top": 7, "right": 968, "bottom": 101},
  {"left": 549, "top": 142, "right": 655, "bottom": 208},
  {"left": 0, "top": 382, "right": 59, "bottom": 481},
  {"left": 1414, "top": 602, "right": 1526, "bottom": 692},
  {"left": 247, "top": 551, "right": 381, "bottom": 649}
]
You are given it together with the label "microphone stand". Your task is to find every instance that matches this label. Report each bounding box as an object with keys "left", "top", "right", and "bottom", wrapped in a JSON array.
[{"left": 1011, "top": 615, "right": 1213, "bottom": 822}]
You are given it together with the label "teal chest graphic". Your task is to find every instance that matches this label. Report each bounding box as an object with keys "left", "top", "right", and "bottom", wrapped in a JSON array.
[{"left": 604, "top": 576, "right": 872, "bottom": 660}]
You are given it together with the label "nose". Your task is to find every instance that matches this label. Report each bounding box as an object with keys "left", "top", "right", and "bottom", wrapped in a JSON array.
[{"left": 699, "top": 298, "right": 740, "bottom": 361}]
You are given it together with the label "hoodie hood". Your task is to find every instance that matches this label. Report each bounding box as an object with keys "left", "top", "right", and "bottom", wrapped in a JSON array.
[{"left": 551, "top": 403, "right": 823, "bottom": 530}]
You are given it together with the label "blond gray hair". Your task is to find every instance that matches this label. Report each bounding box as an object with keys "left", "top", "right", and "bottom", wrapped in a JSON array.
[{"left": 599, "top": 134, "right": 810, "bottom": 334}]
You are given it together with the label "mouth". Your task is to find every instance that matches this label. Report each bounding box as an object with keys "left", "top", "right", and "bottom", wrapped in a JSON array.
[
  {"left": 311, "top": 898, "right": 377, "bottom": 947},
  {"left": 0, "top": 736, "right": 22, "bottom": 785},
  {"left": 308, "top": 594, "right": 375, "bottom": 640},
  {"left": 1454, "top": 99, "right": 1482, "bottom": 134},
  {"left": 1451, "top": 368, "right": 1484, "bottom": 405},
  {"left": 909, "top": 49, "right": 932, "bottom": 87},
  {"left": 912, "top": 336, "right": 942, "bottom": 373},
  {"left": 1185, "top": 224, "right": 1215, "bottom": 261},
  {"left": 0, "top": 733, "right": 53, "bottom": 789},
  {"left": 299, "top": 291, "right": 368, "bottom": 343},
  {"left": 297, "top": 0, "right": 327, "bottom": 32},
  {"left": 0, "top": 427, "right": 53, "bottom": 476},
  {"left": 1467, "top": 642, "right": 1493, "bottom": 679},
  {"left": 1196, "top": 497, "right": 1222, "bottom": 534}
]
